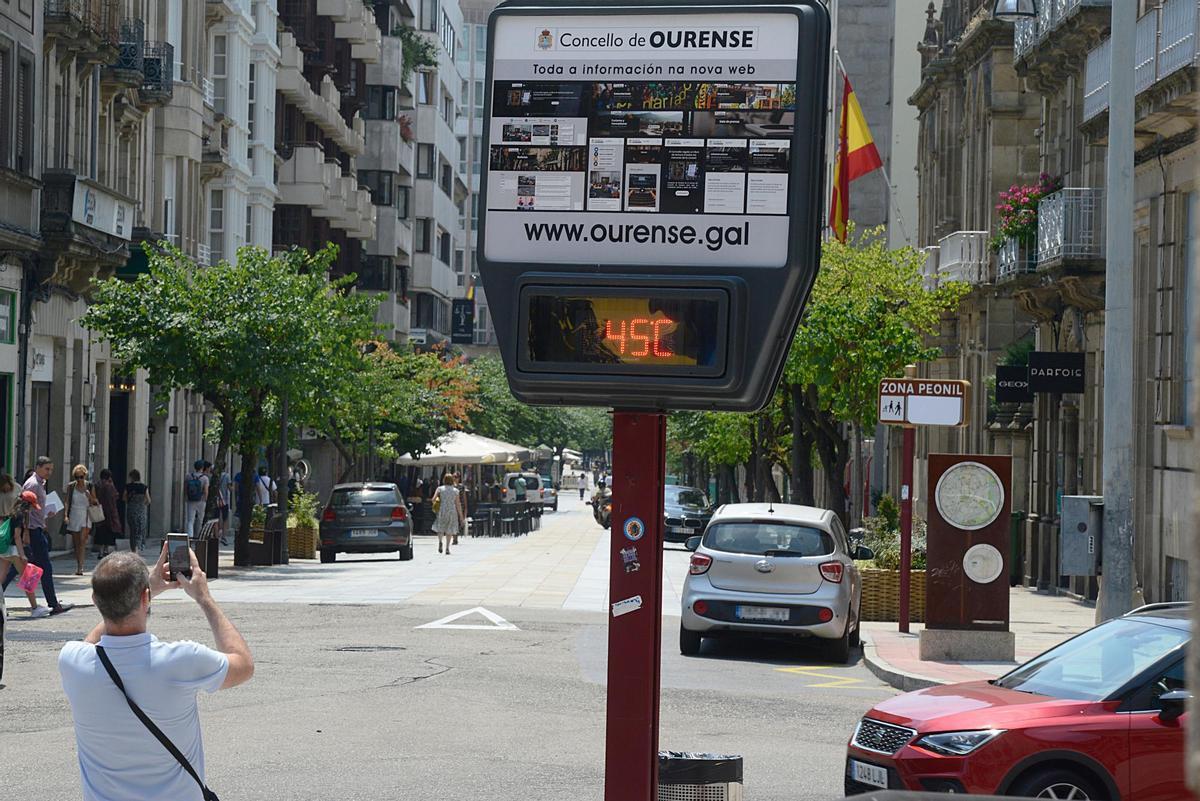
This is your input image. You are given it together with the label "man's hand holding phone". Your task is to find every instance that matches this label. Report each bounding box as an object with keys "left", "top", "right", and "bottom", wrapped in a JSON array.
[
  {"left": 150, "top": 542, "right": 179, "bottom": 598},
  {"left": 178, "top": 548, "right": 210, "bottom": 601}
]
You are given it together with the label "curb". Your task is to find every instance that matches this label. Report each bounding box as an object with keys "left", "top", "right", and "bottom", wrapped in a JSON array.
[{"left": 861, "top": 636, "right": 944, "bottom": 692}]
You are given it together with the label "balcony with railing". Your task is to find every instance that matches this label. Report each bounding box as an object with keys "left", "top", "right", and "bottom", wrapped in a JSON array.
[
  {"left": 921, "top": 246, "right": 940, "bottom": 291},
  {"left": 277, "top": 32, "right": 366, "bottom": 156},
  {"left": 45, "top": 0, "right": 120, "bottom": 60},
  {"left": 1008, "top": 0, "right": 1108, "bottom": 73},
  {"left": 996, "top": 237, "right": 1038, "bottom": 281},
  {"left": 1036, "top": 187, "right": 1105, "bottom": 267},
  {"left": 139, "top": 41, "right": 174, "bottom": 105},
  {"left": 103, "top": 18, "right": 144, "bottom": 89},
  {"left": 936, "top": 230, "right": 990, "bottom": 286},
  {"left": 197, "top": 242, "right": 212, "bottom": 267},
  {"left": 1083, "top": 0, "right": 1198, "bottom": 126}
]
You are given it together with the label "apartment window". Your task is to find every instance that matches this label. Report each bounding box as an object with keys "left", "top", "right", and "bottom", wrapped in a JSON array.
[
  {"left": 457, "top": 136, "right": 467, "bottom": 174},
  {"left": 212, "top": 35, "right": 227, "bottom": 114},
  {"left": 453, "top": 249, "right": 464, "bottom": 272},
  {"left": 440, "top": 162, "right": 452, "bottom": 196},
  {"left": 475, "top": 305, "right": 489, "bottom": 345},
  {"left": 358, "top": 170, "right": 395, "bottom": 206},
  {"left": 474, "top": 79, "right": 484, "bottom": 113},
  {"left": 365, "top": 86, "right": 396, "bottom": 120},
  {"left": 209, "top": 189, "right": 224, "bottom": 263},
  {"left": 474, "top": 24, "right": 487, "bottom": 59},
  {"left": 418, "top": 72, "right": 434, "bottom": 105},
  {"left": 440, "top": 12, "right": 455, "bottom": 59},
  {"left": 0, "top": 46, "right": 9, "bottom": 169},
  {"left": 441, "top": 94, "right": 454, "bottom": 125},
  {"left": 357, "top": 256, "right": 394, "bottom": 292},
  {"left": 470, "top": 193, "right": 478, "bottom": 229},
  {"left": 420, "top": 0, "right": 438, "bottom": 32},
  {"left": 415, "top": 218, "right": 431, "bottom": 252},
  {"left": 472, "top": 135, "right": 481, "bottom": 174},
  {"left": 396, "top": 185, "right": 410, "bottom": 220},
  {"left": 437, "top": 228, "right": 451, "bottom": 264},
  {"left": 417, "top": 144, "right": 434, "bottom": 178},
  {"left": 245, "top": 204, "right": 253, "bottom": 247},
  {"left": 0, "top": 291, "right": 14, "bottom": 344}
]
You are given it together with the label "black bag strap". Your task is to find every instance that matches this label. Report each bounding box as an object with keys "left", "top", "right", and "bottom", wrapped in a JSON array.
[{"left": 95, "top": 645, "right": 220, "bottom": 801}]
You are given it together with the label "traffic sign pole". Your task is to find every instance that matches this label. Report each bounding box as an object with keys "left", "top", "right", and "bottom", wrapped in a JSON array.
[
  {"left": 899, "top": 425, "right": 915, "bottom": 635},
  {"left": 605, "top": 412, "right": 666, "bottom": 801}
]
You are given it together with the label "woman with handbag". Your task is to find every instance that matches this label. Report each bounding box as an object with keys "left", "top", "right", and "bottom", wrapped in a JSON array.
[
  {"left": 64, "top": 464, "right": 99, "bottom": 575},
  {"left": 92, "top": 469, "right": 123, "bottom": 557}
]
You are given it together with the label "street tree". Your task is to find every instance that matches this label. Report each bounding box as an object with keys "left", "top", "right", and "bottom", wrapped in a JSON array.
[
  {"left": 784, "top": 226, "right": 967, "bottom": 520},
  {"left": 83, "top": 244, "right": 377, "bottom": 564}
]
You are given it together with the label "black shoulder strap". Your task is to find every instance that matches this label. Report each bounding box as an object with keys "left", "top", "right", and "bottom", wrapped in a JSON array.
[{"left": 95, "top": 646, "right": 220, "bottom": 801}]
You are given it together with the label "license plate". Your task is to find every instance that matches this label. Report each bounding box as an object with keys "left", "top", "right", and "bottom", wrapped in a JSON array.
[
  {"left": 350, "top": 530, "right": 381, "bottom": 538},
  {"left": 850, "top": 759, "right": 888, "bottom": 789},
  {"left": 669, "top": 526, "right": 691, "bottom": 534},
  {"left": 735, "top": 605, "right": 789, "bottom": 622}
]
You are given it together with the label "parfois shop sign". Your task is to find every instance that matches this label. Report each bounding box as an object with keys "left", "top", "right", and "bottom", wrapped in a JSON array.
[
  {"left": 1028, "top": 351, "right": 1085, "bottom": 394},
  {"left": 878, "top": 378, "right": 971, "bottom": 427}
]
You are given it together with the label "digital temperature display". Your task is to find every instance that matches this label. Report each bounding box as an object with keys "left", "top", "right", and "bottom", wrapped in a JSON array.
[{"left": 523, "top": 289, "right": 726, "bottom": 375}]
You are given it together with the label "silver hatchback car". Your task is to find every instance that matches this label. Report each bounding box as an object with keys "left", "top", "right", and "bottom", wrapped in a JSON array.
[{"left": 680, "top": 503, "right": 871, "bottom": 663}]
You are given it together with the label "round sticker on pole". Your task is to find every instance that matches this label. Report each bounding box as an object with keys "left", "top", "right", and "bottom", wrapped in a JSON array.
[{"left": 623, "top": 517, "right": 645, "bottom": 542}]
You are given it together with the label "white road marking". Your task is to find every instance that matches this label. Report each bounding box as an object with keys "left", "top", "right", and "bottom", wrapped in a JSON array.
[{"left": 416, "top": 606, "right": 520, "bottom": 631}]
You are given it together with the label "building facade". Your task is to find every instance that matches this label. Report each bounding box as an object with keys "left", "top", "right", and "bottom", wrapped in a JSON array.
[{"left": 910, "top": 0, "right": 1197, "bottom": 603}]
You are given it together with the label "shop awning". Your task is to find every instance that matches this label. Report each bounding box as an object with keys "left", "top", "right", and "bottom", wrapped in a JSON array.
[{"left": 397, "top": 431, "right": 532, "bottom": 466}]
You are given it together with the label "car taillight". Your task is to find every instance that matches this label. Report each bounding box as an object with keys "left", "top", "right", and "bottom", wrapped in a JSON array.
[
  {"left": 501, "top": 488, "right": 508, "bottom": 497},
  {"left": 817, "top": 607, "right": 834, "bottom": 623},
  {"left": 819, "top": 561, "right": 845, "bottom": 583},
  {"left": 689, "top": 553, "right": 712, "bottom": 575},
  {"left": 391, "top": 505, "right": 407, "bottom": 520},
  {"left": 322, "top": 507, "right": 335, "bottom": 522},
  {"left": 693, "top": 600, "right": 710, "bottom": 616}
]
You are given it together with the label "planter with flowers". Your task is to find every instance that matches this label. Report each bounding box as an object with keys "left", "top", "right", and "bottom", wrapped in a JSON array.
[{"left": 990, "top": 174, "right": 1061, "bottom": 276}]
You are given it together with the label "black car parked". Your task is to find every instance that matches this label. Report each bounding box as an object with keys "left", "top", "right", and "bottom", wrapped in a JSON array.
[{"left": 663, "top": 485, "right": 714, "bottom": 544}]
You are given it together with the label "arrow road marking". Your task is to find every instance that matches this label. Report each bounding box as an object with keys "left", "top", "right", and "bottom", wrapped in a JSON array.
[
  {"left": 416, "top": 607, "right": 520, "bottom": 631},
  {"left": 775, "top": 666, "right": 864, "bottom": 688}
]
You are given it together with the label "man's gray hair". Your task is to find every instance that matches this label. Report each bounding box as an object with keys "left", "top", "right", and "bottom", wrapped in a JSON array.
[
  {"left": 92, "top": 552, "right": 150, "bottom": 622},
  {"left": 35, "top": 455, "right": 52, "bottom": 468}
]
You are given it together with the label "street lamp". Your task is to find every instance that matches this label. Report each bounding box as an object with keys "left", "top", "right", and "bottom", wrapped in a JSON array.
[{"left": 992, "top": 0, "right": 1037, "bottom": 21}]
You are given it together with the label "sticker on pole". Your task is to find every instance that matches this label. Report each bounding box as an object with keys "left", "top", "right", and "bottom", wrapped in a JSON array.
[
  {"left": 612, "top": 595, "right": 643, "bottom": 618},
  {"left": 623, "top": 516, "right": 645, "bottom": 542}
]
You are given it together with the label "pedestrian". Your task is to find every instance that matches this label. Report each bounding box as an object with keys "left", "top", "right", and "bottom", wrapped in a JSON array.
[
  {"left": 123, "top": 470, "right": 151, "bottom": 553},
  {"left": 183, "top": 460, "right": 208, "bottom": 538},
  {"left": 0, "top": 482, "right": 43, "bottom": 616},
  {"left": 59, "top": 545, "right": 254, "bottom": 801},
  {"left": 431, "top": 474, "right": 462, "bottom": 556},
  {"left": 93, "top": 469, "right": 123, "bottom": 556},
  {"left": 215, "top": 467, "right": 231, "bottom": 546},
  {"left": 488, "top": 477, "right": 502, "bottom": 503},
  {"left": 64, "top": 465, "right": 99, "bottom": 575},
  {"left": 578, "top": 470, "right": 588, "bottom": 501},
  {"left": 1, "top": 458, "right": 71, "bottom": 616},
  {"left": 452, "top": 472, "right": 467, "bottom": 545},
  {"left": 254, "top": 467, "right": 275, "bottom": 508}
]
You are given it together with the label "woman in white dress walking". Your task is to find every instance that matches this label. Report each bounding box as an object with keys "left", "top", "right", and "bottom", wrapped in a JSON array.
[
  {"left": 432, "top": 474, "right": 463, "bottom": 556},
  {"left": 63, "top": 465, "right": 97, "bottom": 575}
]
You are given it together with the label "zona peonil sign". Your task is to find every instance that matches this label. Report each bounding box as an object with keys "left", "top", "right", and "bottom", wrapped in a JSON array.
[{"left": 878, "top": 378, "right": 971, "bottom": 428}]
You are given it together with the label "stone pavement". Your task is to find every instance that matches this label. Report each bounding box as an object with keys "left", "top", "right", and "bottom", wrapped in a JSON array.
[
  {"left": 4, "top": 495, "right": 694, "bottom": 614},
  {"left": 861, "top": 586, "right": 1099, "bottom": 690}
]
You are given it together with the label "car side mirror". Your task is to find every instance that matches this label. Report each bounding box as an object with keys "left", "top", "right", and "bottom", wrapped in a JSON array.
[
  {"left": 1158, "top": 689, "right": 1191, "bottom": 723},
  {"left": 685, "top": 536, "right": 701, "bottom": 552},
  {"left": 854, "top": 546, "right": 875, "bottom": 561}
]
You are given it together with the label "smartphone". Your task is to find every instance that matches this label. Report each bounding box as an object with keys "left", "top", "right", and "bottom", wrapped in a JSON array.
[{"left": 167, "top": 533, "right": 192, "bottom": 581}]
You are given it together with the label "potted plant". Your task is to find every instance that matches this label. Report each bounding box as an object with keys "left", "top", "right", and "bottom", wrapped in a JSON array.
[
  {"left": 287, "top": 490, "right": 321, "bottom": 559},
  {"left": 857, "top": 494, "right": 929, "bottom": 623},
  {"left": 989, "top": 173, "right": 1062, "bottom": 254}
]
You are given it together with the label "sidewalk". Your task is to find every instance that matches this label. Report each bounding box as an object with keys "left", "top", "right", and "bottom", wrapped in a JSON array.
[{"left": 862, "top": 587, "right": 1097, "bottom": 691}]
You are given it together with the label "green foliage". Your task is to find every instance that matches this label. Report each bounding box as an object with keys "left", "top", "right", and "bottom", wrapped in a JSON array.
[
  {"left": 1001, "top": 336, "right": 1036, "bottom": 367},
  {"left": 288, "top": 489, "right": 321, "bottom": 531},
  {"left": 988, "top": 173, "right": 1063, "bottom": 252},
  {"left": 668, "top": 411, "right": 752, "bottom": 467},
  {"left": 250, "top": 503, "right": 268, "bottom": 528},
  {"left": 862, "top": 513, "right": 927, "bottom": 571},
  {"left": 785, "top": 226, "right": 969, "bottom": 429},
  {"left": 393, "top": 26, "right": 439, "bottom": 80},
  {"left": 875, "top": 493, "right": 899, "bottom": 532},
  {"left": 466, "top": 355, "right": 611, "bottom": 455}
]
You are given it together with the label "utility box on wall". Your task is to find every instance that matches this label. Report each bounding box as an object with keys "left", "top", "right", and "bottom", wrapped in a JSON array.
[{"left": 1060, "top": 495, "right": 1103, "bottom": 576}]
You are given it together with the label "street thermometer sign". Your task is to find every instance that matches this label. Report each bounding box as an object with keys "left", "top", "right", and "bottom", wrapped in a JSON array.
[{"left": 478, "top": 0, "right": 830, "bottom": 412}]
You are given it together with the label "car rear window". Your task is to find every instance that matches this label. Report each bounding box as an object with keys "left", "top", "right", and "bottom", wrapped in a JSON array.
[
  {"left": 508, "top": 475, "right": 540, "bottom": 490},
  {"left": 703, "top": 522, "right": 832, "bottom": 556},
  {"left": 331, "top": 488, "right": 399, "bottom": 507}
]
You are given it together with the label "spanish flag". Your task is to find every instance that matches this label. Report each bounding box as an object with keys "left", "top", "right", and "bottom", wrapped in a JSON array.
[{"left": 829, "top": 71, "right": 883, "bottom": 242}]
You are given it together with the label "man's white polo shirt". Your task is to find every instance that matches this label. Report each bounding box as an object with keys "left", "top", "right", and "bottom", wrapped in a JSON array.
[{"left": 59, "top": 632, "right": 229, "bottom": 801}]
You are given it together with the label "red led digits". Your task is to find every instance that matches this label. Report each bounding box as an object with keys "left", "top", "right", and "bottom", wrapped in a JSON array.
[{"left": 603, "top": 315, "right": 677, "bottom": 359}]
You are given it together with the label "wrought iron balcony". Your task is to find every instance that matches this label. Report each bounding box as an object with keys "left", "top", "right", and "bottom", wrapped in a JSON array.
[
  {"left": 1036, "top": 188, "right": 1105, "bottom": 266},
  {"left": 104, "top": 18, "right": 144, "bottom": 88},
  {"left": 139, "top": 41, "right": 174, "bottom": 105},
  {"left": 936, "top": 230, "right": 990, "bottom": 285},
  {"left": 1014, "top": 0, "right": 1110, "bottom": 62},
  {"left": 996, "top": 237, "right": 1037, "bottom": 281},
  {"left": 46, "top": 0, "right": 120, "bottom": 55},
  {"left": 1083, "top": 0, "right": 1198, "bottom": 122}
]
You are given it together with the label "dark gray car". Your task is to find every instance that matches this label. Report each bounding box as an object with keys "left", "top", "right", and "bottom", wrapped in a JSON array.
[
  {"left": 319, "top": 483, "right": 413, "bottom": 563},
  {"left": 663, "top": 485, "right": 714, "bottom": 544}
]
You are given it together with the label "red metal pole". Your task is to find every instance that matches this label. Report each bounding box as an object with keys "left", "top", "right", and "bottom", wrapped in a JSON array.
[
  {"left": 605, "top": 411, "right": 666, "bottom": 801},
  {"left": 899, "top": 425, "right": 915, "bottom": 634}
]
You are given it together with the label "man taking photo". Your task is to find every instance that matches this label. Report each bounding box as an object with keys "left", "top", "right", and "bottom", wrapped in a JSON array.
[{"left": 59, "top": 545, "right": 253, "bottom": 800}]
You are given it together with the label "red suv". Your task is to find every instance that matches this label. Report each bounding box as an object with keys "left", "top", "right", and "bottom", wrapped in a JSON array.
[{"left": 846, "top": 604, "right": 1193, "bottom": 799}]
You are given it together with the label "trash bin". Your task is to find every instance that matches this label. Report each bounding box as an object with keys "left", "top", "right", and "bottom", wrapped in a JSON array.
[{"left": 658, "top": 752, "right": 743, "bottom": 801}]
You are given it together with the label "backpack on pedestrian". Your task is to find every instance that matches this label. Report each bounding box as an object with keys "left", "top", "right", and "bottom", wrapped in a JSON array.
[{"left": 186, "top": 473, "right": 205, "bottom": 502}]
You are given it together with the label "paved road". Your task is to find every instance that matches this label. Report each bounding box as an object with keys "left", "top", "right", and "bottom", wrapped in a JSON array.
[{"left": 1, "top": 498, "right": 896, "bottom": 800}]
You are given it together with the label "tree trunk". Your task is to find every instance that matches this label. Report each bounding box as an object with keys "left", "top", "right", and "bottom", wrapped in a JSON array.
[
  {"left": 790, "top": 386, "right": 816, "bottom": 506},
  {"left": 204, "top": 408, "right": 234, "bottom": 523},
  {"left": 235, "top": 439, "right": 257, "bottom": 567},
  {"left": 756, "top": 415, "right": 780, "bottom": 503},
  {"left": 721, "top": 463, "right": 741, "bottom": 504},
  {"left": 850, "top": 422, "right": 865, "bottom": 528}
]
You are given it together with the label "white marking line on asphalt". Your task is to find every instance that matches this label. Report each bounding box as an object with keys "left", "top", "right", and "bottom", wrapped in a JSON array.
[{"left": 415, "top": 606, "right": 520, "bottom": 631}]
